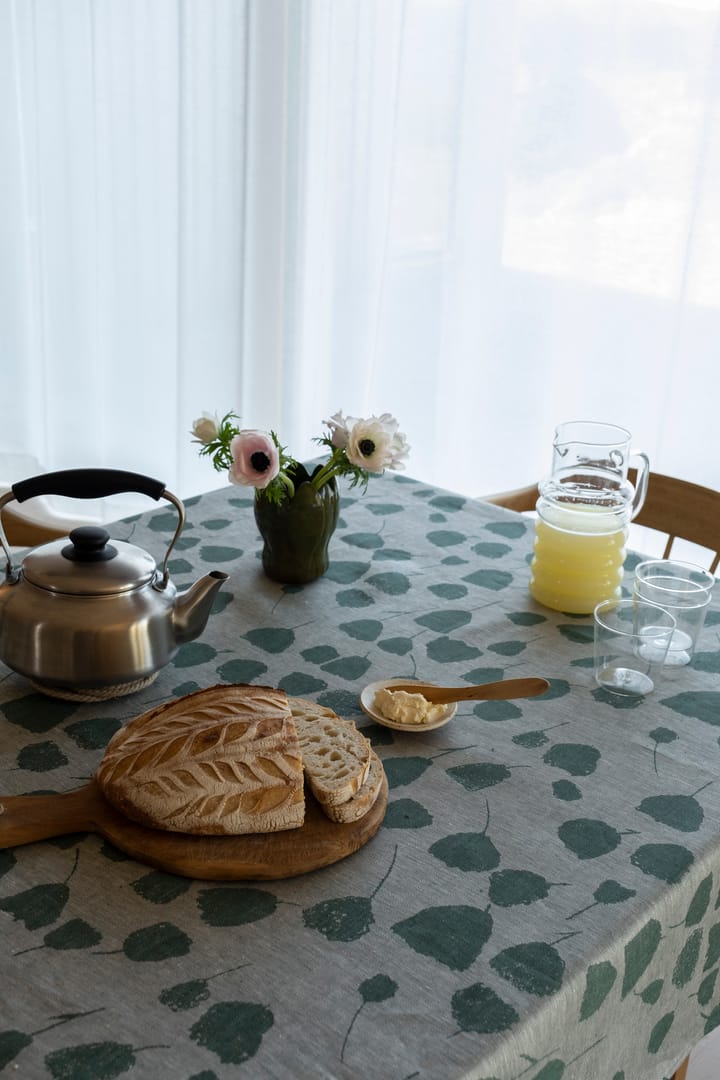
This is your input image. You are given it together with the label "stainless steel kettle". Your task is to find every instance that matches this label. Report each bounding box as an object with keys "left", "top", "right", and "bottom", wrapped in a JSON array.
[{"left": 0, "top": 469, "right": 229, "bottom": 698}]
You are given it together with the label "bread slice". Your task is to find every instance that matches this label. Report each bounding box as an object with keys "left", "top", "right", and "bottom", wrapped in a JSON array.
[
  {"left": 288, "top": 697, "right": 373, "bottom": 807},
  {"left": 319, "top": 750, "right": 384, "bottom": 823},
  {"left": 97, "top": 684, "right": 305, "bottom": 835}
]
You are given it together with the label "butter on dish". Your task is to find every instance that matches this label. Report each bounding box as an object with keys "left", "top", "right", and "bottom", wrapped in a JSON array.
[{"left": 373, "top": 687, "right": 448, "bottom": 726}]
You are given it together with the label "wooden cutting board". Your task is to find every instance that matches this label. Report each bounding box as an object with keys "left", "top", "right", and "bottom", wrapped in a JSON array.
[{"left": 0, "top": 774, "right": 388, "bottom": 880}]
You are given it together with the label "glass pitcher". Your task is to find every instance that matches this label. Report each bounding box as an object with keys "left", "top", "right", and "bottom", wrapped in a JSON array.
[
  {"left": 551, "top": 420, "right": 649, "bottom": 517},
  {"left": 529, "top": 421, "right": 650, "bottom": 614}
]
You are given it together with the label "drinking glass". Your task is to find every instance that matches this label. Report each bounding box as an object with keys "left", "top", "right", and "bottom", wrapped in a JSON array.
[
  {"left": 634, "top": 559, "right": 714, "bottom": 665},
  {"left": 594, "top": 598, "right": 675, "bottom": 697}
]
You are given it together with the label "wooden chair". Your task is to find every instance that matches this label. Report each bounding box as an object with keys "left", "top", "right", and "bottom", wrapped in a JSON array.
[
  {"left": 482, "top": 472, "right": 720, "bottom": 574},
  {"left": 1, "top": 504, "right": 69, "bottom": 547}
]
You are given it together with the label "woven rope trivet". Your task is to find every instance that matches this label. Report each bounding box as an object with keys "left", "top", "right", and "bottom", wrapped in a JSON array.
[{"left": 32, "top": 672, "right": 159, "bottom": 702}]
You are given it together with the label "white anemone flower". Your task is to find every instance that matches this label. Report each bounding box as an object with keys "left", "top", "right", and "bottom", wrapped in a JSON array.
[
  {"left": 345, "top": 413, "right": 410, "bottom": 474},
  {"left": 191, "top": 412, "right": 219, "bottom": 445}
]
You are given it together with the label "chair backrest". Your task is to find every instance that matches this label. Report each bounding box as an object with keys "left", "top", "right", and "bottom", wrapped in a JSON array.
[{"left": 481, "top": 472, "right": 720, "bottom": 574}]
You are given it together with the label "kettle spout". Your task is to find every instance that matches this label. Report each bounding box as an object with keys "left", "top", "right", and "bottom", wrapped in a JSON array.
[{"left": 172, "top": 571, "right": 229, "bottom": 644}]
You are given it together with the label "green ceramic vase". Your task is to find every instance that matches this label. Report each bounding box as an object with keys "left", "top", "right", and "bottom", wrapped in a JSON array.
[{"left": 253, "top": 465, "right": 339, "bottom": 584}]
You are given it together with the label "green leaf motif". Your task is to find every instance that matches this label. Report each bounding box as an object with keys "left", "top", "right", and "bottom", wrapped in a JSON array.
[
  {"left": 427, "top": 530, "right": 465, "bottom": 548},
  {"left": 359, "top": 974, "right": 397, "bottom": 1003},
  {"left": 172, "top": 639, "right": 216, "bottom": 665},
  {"left": 197, "top": 887, "right": 277, "bottom": 927},
  {"left": 594, "top": 880, "right": 636, "bottom": 905},
  {"left": 339, "top": 619, "right": 383, "bottom": 641},
  {"left": 1, "top": 694, "right": 76, "bottom": 733},
  {"left": 703, "top": 1002, "right": 720, "bottom": 1036},
  {"left": 636, "top": 793, "right": 704, "bottom": 833},
  {"left": 216, "top": 659, "right": 268, "bottom": 683},
  {"left": 660, "top": 692, "right": 720, "bottom": 725},
  {"left": 45, "top": 1041, "right": 140, "bottom": 1079},
  {"left": 451, "top": 982, "right": 519, "bottom": 1033},
  {"left": 553, "top": 780, "right": 582, "bottom": 801},
  {"left": 429, "top": 832, "right": 501, "bottom": 873},
  {"left": 190, "top": 1002, "right": 273, "bottom": 1065},
  {"left": 543, "top": 743, "right": 600, "bottom": 776},
  {"left": 366, "top": 572, "right": 410, "bottom": 595},
  {"left": 383, "top": 797, "right": 433, "bottom": 828},
  {"left": 673, "top": 928, "right": 703, "bottom": 988},
  {"left": 488, "top": 869, "right": 553, "bottom": 908},
  {"left": 473, "top": 701, "right": 523, "bottom": 722},
  {"left": 426, "top": 636, "right": 481, "bottom": 663},
  {"left": 340, "top": 532, "right": 384, "bottom": 550},
  {"left": 42, "top": 918, "right": 102, "bottom": 952},
  {"left": 392, "top": 905, "right": 492, "bottom": 970},
  {"left": 160, "top": 979, "right": 210, "bottom": 1012},
  {"left": 121, "top": 922, "right": 191, "bottom": 962},
  {"left": 132, "top": 871, "right": 193, "bottom": 905},
  {"left": 487, "top": 641, "right": 526, "bottom": 656},
  {"left": 245, "top": 628, "right": 295, "bottom": 653},
  {"left": 485, "top": 520, "right": 527, "bottom": 539},
  {"left": 17, "top": 741, "right": 68, "bottom": 772},
  {"left": 383, "top": 757, "right": 432, "bottom": 789},
  {"left": 685, "top": 874, "right": 714, "bottom": 926},
  {"left": 639, "top": 978, "right": 664, "bottom": 1005},
  {"left": 0, "top": 1031, "right": 32, "bottom": 1071},
  {"left": 0, "top": 883, "right": 70, "bottom": 930},
  {"left": 631, "top": 844, "right": 694, "bottom": 884},
  {"left": 532, "top": 1061, "right": 565, "bottom": 1080},
  {"left": 472, "top": 542, "right": 511, "bottom": 559},
  {"left": 557, "top": 624, "right": 594, "bottom": 645},
  {"left": 321, "top": 655, "right": 371, "bottom": 680},
  {"left": 325, "top": 561, "right": 370, "bottom": 584},
  {"left": 378, "top": 636, "right": 413, "bottom": 655},
  {"left": 558, "top": 818, "right": 622, "bottom": 860},
  {"left": 278, "top": 672, "right": 327, "bottom": 696},
  {"left": 697, "top": 969, "right": 718, "bottom": 1007},
  {"left": 415, "top": 610, "right": 472, "bottom": 633},
  {"left": 335, "top": 589, "right": 375, "bottom": 608},
  {"left": 647, "top": 1011, "right": 674, "bottom": 1054},
  {"left": 65, "top": 716, "right": 121, "bottom": 751},
  {"left": 303, "top": 896, "right": 374, "bottom": 942},
  {"left": 462, "top": 569, "right": 513, "bottom": 591},
  {"left": 705, "top": 924, "right": 720, "bottom": 970},
  {"left": 447, "top": 762, "right": 512, "bottom": 791},
  {"left": 490, "top": 942, "right": 565, "bottom": 996},
  {"left": 622, "top": 919, "right": 662, "bottom": 998}
]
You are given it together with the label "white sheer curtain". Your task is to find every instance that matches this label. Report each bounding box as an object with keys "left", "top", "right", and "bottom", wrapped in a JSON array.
[{"left": 2, "top": 0, "right": 720, "bottom": 527}]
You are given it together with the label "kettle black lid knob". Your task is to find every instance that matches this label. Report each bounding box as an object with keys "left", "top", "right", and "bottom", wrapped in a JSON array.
[{"left": 62, "top": 526, "right": 118, "bottom": 562}]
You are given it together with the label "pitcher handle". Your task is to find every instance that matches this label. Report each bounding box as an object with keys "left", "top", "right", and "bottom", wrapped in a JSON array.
[{"left": 629, "top": 451, "right": 650, "bottom": 519}]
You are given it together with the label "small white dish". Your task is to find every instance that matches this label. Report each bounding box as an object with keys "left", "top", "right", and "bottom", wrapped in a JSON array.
[{"left": 359, "top": 678, "right": 457, "bottom": 732}]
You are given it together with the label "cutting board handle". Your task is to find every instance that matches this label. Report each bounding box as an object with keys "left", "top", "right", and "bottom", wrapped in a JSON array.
[{"left": 0, "top": 782, "right": 99, "bottom": 848}]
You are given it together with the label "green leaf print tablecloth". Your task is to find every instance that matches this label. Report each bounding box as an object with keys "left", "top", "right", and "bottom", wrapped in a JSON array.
[{"left": 1, "top": 473, "right": 719, "bottom": 1080}]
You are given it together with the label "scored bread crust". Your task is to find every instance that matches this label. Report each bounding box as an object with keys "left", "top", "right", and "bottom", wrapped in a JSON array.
[
  {"left": 97, "top": 684, "right": 305, "bottom": 835},
  {"left": 288, "top": 697, "right": 373, "bottom": 807}
]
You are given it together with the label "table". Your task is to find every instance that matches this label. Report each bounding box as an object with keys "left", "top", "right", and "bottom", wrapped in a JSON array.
[{"left": 2, "top": 473, "right": 719, "bottom": 1079}]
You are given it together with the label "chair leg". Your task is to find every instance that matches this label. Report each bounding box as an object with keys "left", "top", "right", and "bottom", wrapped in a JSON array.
[{"left": 672, "top": 1055, "right": 689, "bottom": 1080}]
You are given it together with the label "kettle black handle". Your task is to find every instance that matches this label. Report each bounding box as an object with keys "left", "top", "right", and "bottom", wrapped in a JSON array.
[{"left": 12, "top": 469, "right": 166, "bottom": 504}]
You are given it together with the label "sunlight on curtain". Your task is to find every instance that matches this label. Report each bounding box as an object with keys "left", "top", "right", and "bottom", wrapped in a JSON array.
[
  {"left": 1, "top": 0, "right": 247, "bottom": 523},
  {"left": 1, "top": 0, "right": 719, "bottom": 529},
  {"left": 284, "top": 0, "right": 720, "bottom": 497}
]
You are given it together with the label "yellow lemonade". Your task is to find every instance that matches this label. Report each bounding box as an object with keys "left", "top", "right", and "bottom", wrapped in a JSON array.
[{"left": 529, "top": 505, "right": 627, "bottom": 614}]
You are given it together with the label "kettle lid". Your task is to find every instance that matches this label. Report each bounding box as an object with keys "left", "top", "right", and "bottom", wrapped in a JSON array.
[{"left": 22, "top": 526, "right": 157, "bottom": 595}]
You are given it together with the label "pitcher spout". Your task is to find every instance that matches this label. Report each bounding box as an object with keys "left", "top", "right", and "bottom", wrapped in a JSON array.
[{"left": 172, "top": 570, "right": 229, "bottom": 644}]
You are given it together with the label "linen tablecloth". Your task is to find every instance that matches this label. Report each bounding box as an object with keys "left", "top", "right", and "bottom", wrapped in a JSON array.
[{"left": 1, "top": 473, "right": 719, "bottom": 1079}]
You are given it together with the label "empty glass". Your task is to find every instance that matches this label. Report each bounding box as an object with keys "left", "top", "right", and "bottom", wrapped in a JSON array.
[
  {"left": 594, "top": 598, "right": 676, "bottom": 697},
  {"left": 634, "top": 559, "right": 714, "bottom": 665}
]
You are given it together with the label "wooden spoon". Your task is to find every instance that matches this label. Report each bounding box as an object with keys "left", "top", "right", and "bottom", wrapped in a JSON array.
[{"left": 381, "top": 676, "right": 550, "bottom": 705}]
